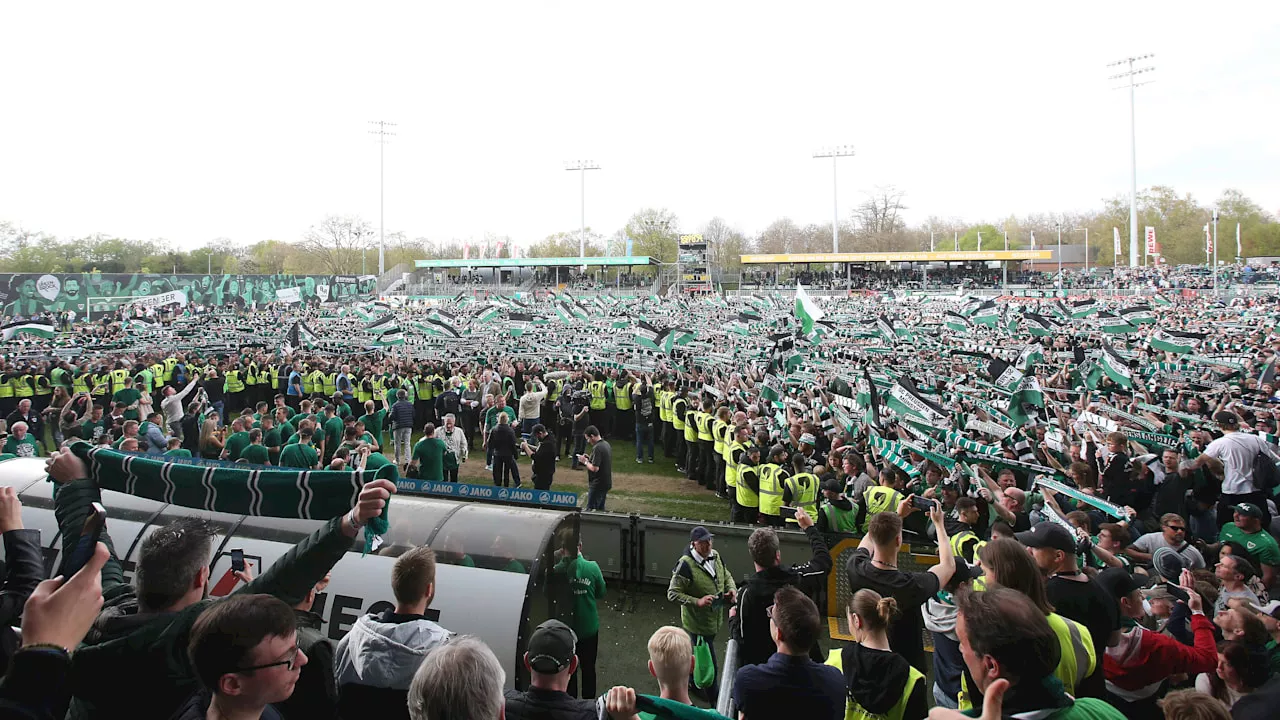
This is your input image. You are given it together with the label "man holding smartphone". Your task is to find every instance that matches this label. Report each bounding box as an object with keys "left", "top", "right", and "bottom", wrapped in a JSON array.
[{"left": 578, "top": 426, "right": 611, "bottom": 512}]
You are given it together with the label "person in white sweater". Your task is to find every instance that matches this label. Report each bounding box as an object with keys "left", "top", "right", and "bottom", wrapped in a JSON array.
[{"left": 435, "top": 414, "right": 469, "bottom": 483}]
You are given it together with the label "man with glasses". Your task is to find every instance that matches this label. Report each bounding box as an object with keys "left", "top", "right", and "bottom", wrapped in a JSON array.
[
  {"left": 181, "top": 593, "right": 307, "bottom": 719},
  {"left": 1123, "top": 513, "right": 1205, "bottom": 570}
]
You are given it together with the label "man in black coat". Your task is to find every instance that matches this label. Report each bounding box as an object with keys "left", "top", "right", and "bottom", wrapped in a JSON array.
[
  {"left": 524, "top": 424, "right": 558, "bottom": 491},
  {"left": 731, "top": 507, "right": 833, "bottom": 667}
]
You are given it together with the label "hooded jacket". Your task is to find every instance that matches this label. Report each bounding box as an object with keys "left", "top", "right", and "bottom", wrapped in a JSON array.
[
  {"left": 333, "top": 610, "right": 454, "bottom": 691},
  {"left": 837, "top": 643, "right": 926, "bottom": 720},
  {"left": 732, "top": 525, "right": 832, "bottom": 667}
]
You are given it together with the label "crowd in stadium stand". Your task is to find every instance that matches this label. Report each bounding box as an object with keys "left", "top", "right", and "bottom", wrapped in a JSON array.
[{"left": 5, "top": 276, "right": 1280, "bottom": 718}]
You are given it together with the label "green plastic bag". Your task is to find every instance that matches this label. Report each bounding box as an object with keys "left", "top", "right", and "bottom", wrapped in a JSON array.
[{"left": 692, "top": 636, "right": 715, "bottom": 689}]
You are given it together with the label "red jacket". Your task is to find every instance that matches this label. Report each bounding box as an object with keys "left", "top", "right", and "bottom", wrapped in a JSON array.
[{"left": 1103, "top": 614, "right": 1217, "bottom": 697}]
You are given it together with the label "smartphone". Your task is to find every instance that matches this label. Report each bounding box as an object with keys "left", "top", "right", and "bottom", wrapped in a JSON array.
[
  {"left": 63, "top": 502, "right": 107, "bottom": 578},
  {"left": 230, "top": 548, "right": 245, "bottom": 573},
  {"left": 910, "top": 496, "right": 936, "bottom": 512},
  {"left": 779, "top": 506, "right": 799, "bottom": 520}
]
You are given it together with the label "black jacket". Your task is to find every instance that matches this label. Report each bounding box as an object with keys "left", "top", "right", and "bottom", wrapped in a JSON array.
[
  {"left": 277, "top": 610, "right": 338, "bottom": 720},
  {"left": 838, "top": 643, "right": 926, "bottom": 720},
  {"left": 0, "top": 530, "right": 42, "bottom": 677},
  {"left": 733, "top": 525, "right": 833, "bottom": 667},
  {"left": 0, "top": 648, "right": 72, "bottom": 720},
  {"left": 531, "top": 433, "right": 558, "bottom": 477},
  {"left": 503, "top": 687, "right": 598, "bottom": 720},
  {"left": 490, "top": 423, "right": 518, "bottom": 457}
]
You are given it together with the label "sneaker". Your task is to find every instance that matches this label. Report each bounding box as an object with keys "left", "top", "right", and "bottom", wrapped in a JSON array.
[
  {"left": 648, "top": 458, "right": 655, "bottom": 464},
  {"left": 485, "top": 465, "right": 492, "bottom": 471}
]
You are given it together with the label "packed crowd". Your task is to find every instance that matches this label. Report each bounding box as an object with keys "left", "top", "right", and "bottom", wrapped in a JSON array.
[{"left": 2, "top": 281, "right": 1280, "bottom": 717}]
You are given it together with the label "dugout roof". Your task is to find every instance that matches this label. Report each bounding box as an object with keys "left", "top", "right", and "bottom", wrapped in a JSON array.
[
  {"left": 740, "top": 250, "right": 1053, "bottom": 264},
  {"left": 415, "top": 256, "right": 658, "bottom": 269}
]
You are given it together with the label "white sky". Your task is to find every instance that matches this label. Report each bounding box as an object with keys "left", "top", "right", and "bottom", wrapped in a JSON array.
[{"left": 2, "top": 2, "right": 1277, "bottom": 253}]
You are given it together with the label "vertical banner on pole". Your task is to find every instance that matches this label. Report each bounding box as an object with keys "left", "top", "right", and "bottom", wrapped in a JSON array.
[
  {"left": 1237, "top": 223, "right": 1242, "bottom": 260},
  {"left": 1144, "top": 226, "right": 1157, "bottom": 261},
  {"left": 1205, "top": 225, "right": 1214, "bottom": 255},
  {"left": 1113, "top": 227, "right": 1121, "bottom": 257}
]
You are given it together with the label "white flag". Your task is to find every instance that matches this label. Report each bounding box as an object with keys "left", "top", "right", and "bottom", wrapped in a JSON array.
[{"left": 1112, "top": 227, "right": 1121, "bottom": 256}]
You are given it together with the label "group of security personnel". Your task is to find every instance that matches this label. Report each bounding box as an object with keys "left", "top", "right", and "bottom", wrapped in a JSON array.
[{"left": 647, "top": 382, "right": 862, "bottom": 531}]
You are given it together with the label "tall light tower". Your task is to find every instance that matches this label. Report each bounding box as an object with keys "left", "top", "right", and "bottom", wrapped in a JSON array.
[
  {"left": 1107, "top": 54, "right": 1154, "bottom": 268},
  {"left": 812, "top": 146, "right": 855, "bottom": 253},
  {"left": 1212, "top": 209, "right": 1220, "bottom": 296},
  {"left": 564, "top": 161, "right": 601, "bottom": 262},
  {"left": 369, "top": 120, "right": 397, "bottom": 275}
]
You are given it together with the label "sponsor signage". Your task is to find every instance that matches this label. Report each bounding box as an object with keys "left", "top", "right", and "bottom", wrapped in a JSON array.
[{"left": 394, "top": 479, "right": 579, "bottom": 509}]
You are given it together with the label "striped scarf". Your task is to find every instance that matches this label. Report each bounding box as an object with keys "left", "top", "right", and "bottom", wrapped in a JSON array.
[{"left": 69, "top": 441, "right": 392, "bottom": 551}]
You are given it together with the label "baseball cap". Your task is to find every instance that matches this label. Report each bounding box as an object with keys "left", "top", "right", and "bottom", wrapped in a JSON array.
[
  {"left": 690, "top": 526, "right": 714, "bottom": 542},
  {"left": 1247, "top": 600, "right": 1280, "bottom": 619},
  {"left": 526, "top": 620, "right": 578, "bottom": 674},
  {"left": 1096, "top": 567, "right": 1140, "bottom": 600},
  {"left": 820, "top": 478, "right": 842, "bottom": 494},
  {"left": 1233, "top": 503, "right": 1266, "bottom": 520},
  {"left": 1152, "top": 546, "right": 1187, "bottom": 582},
  {"left": 1140, "top": 584, "right": 1176, "bottom": 601},
  {"left": 1014, "top": 522, "right": 1076, "bottom": 553},
  {"left": 1214, "top": 411, "right": 1240, "bottom": 427}
]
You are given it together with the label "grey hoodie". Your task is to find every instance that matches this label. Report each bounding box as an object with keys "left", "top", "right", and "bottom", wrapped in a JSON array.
[{"left": 333, "top": 611, "right": 454, "bottom": 690}]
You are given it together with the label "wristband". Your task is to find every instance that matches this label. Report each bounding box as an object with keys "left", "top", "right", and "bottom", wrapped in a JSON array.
[
  {"left": 347, "top": 508, "right": 366, "bottom": 530},
  {"left": 22, "top": 643, "right": 70, "bottom": 655}
]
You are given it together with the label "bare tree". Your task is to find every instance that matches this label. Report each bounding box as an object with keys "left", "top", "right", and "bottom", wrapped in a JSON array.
[
  {"left": 299, "top": 215, "right": 375, "bottom": 275},
  {"left": 853, "top": 186, "right": 908, "bottom": 236},
  {"left": 753, "top": 218, "right": 802, "bottom": 255}
]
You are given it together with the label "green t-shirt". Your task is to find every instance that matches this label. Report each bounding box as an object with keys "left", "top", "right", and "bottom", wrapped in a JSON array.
[
  {"left": 553, "top": 554, "right": 606, "bottom": 637},
  {"left": 112, "top": 388, "right": 142, "bottom": 420},
  {"left": 164, "top": 448, "right": 192, "bottom": 459},
  {"left": 279, "top": 442, "right": 318, "bottom": 469},
  {"left": 224, "top": 431, "right": 251, "bottom": 461},
  {"left": 2, "top": 435, "right": 39, "bottom": 458},
  {"left": 359, "top": 409, "right": 387, "bottom": 439},
  {"left": 1220, "top": 523, "right": 1280, "bottom": 567},
  {"left": 80, "top": 418, "right": 109, "bottom": 443},
  {"left": 412, "top": 437, "right": 446, "bottom": 481},
  {"left": 484, "top": 406, "right": 516, "bottom": 431},
  {"left": 262, "top": 428, "right": 283, "bottom": 461},
  {"left": 363, "top": 452, "right": 396, "bottom": 476},
  {"left": 458, "top": 554, "right": 476, "bottom": 568},
  {"left": 241, "top": 443, "right": 270, "bottom": 466},
  {"left": 323, "top": 416, "right": 344, "bottom": 457},
  {"left": 277, "top": 405, "right": 296, "bottom": 419},
  {"left": 501, "top": 559, "right": 527, "bottom": 574}
]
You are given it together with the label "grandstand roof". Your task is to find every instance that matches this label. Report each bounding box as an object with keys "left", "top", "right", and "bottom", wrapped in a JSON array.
[
  {"left": 740, "top": 250, "right": 1053, "bottom": 264},
  {"left": 415, "top": 256, "right": 658, "bottom": 269}
]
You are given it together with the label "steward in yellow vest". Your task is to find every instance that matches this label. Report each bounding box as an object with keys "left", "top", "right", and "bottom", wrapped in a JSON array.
[
  {"left": 782, "top": 460, "right": 820, "bottom": 525},
  {"left": 735, "top": 445, "right": 762, "bottom": 524},
  {"left": 855, "top": 482, "right": 904, "bottom": 534},
  {"left": 757, "top": 445, "right": 789, "bottom": 527},
  {"left": 825, "top": 588, "right": 926, "bottom": 720},
  {"left": 817, "top": 480, "right": 859, "bottom": 534},
  {"left": 588, "top": 379, "right": 607, "bottom": 410}
]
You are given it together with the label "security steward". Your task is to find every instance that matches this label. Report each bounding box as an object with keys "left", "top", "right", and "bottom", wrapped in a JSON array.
[
  {"left": 667, "top": 526, "right": 736, "bottom": 704},
  {"left": 781, "top": 454, "right": 820, "bottom": 525},
  {"left": 724, "top": 424, "right": 751, "bottom": 521},
  {"left": 816, "top": 478, "right": 859, "bottom": 535},
  {"left": 757, "top": 445, "right": 788, "bottom": 527},
  {"left": 696, "top": 400, "right": 715, "bottom": 490},
  {"left": 668, "top": 383, "right": 687, "bottom": 466},
  {"left": 854, "top": 468, "right": 907, "bottom": 534},
  {"left": 711, "top": 407, "right": 730, "bottom": 497},
  {"left": 735, "top": 444, "right": 762, "bottom": 526},
  {"left": 613, "top": 373, "right": 633, "bottom": 441},
  {"left": 588, "top": 372, "right": 608, "bottom": 438},
  {"left": 682, "top": 392, "right": 700, "bottom": 480}
]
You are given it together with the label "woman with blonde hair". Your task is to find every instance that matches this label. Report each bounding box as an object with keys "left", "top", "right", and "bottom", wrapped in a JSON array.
[
  {"left": 825, "top": 588, "right": 926, "bottom": 720},
  {"left": 199, "top": 417, "right": 224, "bottom": 459}
]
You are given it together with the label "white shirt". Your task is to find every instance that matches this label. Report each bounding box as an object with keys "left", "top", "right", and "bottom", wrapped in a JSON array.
[{"left": 1204, "top": 431, "right": 1277, "bottom": 494}]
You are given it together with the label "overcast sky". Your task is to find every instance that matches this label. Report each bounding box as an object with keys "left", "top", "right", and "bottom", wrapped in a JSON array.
[{"left": 2, "top": 2, "right": 1277, "bottom": 253}]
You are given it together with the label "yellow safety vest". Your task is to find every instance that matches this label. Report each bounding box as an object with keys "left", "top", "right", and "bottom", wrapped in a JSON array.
[
  {"left": 163, "top": 357, "right": 177, "bottom": 383},
  {"left": 71, "top": 373, "right": 90, "bottom": 396},
  {"left": 224, "top": 370, "right": 245, "bottom": 394},
  {"left": 91, "top": 373, "right": 109, "bottom": 396},
  {"left": 0, "top": 376, "right": 12, "bottom": 399},
  {"left": 14, "top": 375, "right": 33, "bottom": 398},
  {"left": 725, "top": 441, "right": 744, "bottom": 489},
  {"left": 301, "top": 371, "right": 317, "bottom": 394},
  {"left": 737, "top": 464, "right": 760, "bottom": 508},
  {"left": 958, "top": 613, "right": 1094, "bottom": 711},
  {"left": 696, "top": 412, "right": 713, "bottom": 441},
  {"left": 684, "top": 409, "right": 699, "bottom": 442},
  {"left": 950, "top": 529, "right": 987, "bottom": 565},
  {"left": 33, "top": 375, "right": 51, "bottom": 397},
  {"left": 758, "top": 464, "right": 783, "bottom": 517},
  {"left": 784, "top": 472, "right": 820, "bottom": 523},
  {"left": 548, "top": 378, "right": 564, "bottom": 402},
  {"left": 150, "top": 363, "right": 166, "bottom": 389},
  {"left": 372, "top": 377, "right": 387, "bottom": 402},
  {"left": 826, "top": 649, "right": 922, "bottom": 720},
  {"left": 712, "top": 419, "right": 727, "bottom": 454},
  {"left": 657, "top": 389, "right": 670, "bottom": 422},
  {"left": 589, "top": 381, "right": 607, "bottom": 410},
  {"left": 322, "top": 372, "right": 337, "bottom": 397},
  {"left": 860, "top": 486, "right": 903, "bottom": 532},
  {"left": 614, "top": 382, "right": 632, "bottom": 410},
  {"left": 671, "top": 398, "right": 686, "bottom": 430},
  {"left": 269, "top": 365, "right": 280, "bottom": 390},
  {"left": 109, "top": 368, "right": 129, "bottom": 394},
  {"left": 822, "top": 500, "right": 860, "bottom": 533}
]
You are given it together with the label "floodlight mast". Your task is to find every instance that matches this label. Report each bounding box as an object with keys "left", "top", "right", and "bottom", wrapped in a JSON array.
[
  {"left": 564, "top": 161, "right": 601, "bottom": 262},
  {"left": 812, "top": 146, "right": 855, "bottom": 254},
  {"left": 1107, "top": 54, "right": 1154, "bottom": 268},
  {"left": 369, "top": 120, "right": 397, "bottom": 275}
]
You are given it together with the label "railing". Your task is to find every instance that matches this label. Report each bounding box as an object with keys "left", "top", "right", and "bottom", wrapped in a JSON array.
[
  {"left": 716, "top": 638, "right": 740, "bottom": 719},
  {"left": 376, "top": 263, "right": 412, "bottom": 294}
]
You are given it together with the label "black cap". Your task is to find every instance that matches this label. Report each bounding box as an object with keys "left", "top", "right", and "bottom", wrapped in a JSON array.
[
  {"left": 690, "top": 526, "right": 714, "bottom": 542},
  {"left": 1152, "top": 546, "right": 1188, "bottom": 583},
  {"left": 526, "top": 620, "right": 577, "bottom": 674},
  {"left": 821, "top": 478, "right": 842, "bottom": 494},
  {"left": 531, "top": 424, "right": 547, "bottom": 435},
  {"left": 1214, "top": 411, "right": 1240, "bottom": 427},
  {"left": 1096, "top": 567, "right": 1140, "bottom": 600},
  {"left": 1015, "top": 522, "right": 1076, "bottom": 553}
]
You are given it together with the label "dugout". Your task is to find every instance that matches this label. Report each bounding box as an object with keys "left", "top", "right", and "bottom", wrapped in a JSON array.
[{"left": 0, "top": 457, "right": 579, "bottom": 689}]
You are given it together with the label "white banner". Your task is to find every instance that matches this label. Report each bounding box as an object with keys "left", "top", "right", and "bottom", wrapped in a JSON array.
[
  {"left": 1113, "top": 227, "right": 1121, "bottom": 256},
  {"left": 131, "top": 290, "right": 188, "bottom": 309},
  {"left": 275, "top": 287, "right": 301, "bottom": 304},
  {"left": 1145, "top": 226, "right": 1157, "bottom": 255}
]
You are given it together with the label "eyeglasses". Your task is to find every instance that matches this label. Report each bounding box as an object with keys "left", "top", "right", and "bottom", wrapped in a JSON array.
[
  {"left": 1165, "top": 526, "right": 1186, "bottom": 532},
  {"left": 236, "top": 645, "right": 301, "bottom": 674}
]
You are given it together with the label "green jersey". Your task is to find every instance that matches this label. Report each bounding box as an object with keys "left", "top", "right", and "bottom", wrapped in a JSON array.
[
  {"left": 241, "top": 444, "right": 270, "bottom": 466},
  {"left": 112, "top": 388, "right": 142, "bottom": 421},
  {"left": 412, "top": 437, "right": 446, "bottom": 481},
  {"left": 279, "top": 442, "right": 318, "bottom": 469},
  {"left": 223, "top": 431, "right": 251, "bottom": 461},
  {"left": 2, "top": 435, "right": 39, "bottom": 458},
  {"left": 1220, "top": 523, "right": 1280, "bottom": 567},
  {"left": 552, "top": 554, "right": 606, "bottom": 637},
  {"left": 164, "top": 448, "right": 192, "bottom": 459},
  {"left": 359, "top": 409, "right": 387, "bottom": 439}
]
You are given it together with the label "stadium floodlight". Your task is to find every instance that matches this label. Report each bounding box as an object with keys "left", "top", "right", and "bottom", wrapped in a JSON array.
[
  {"left": 1107, "top": 54, "right": 1154, "bottom": 268},
  {"left": 812, "top": 146, "right": 855, "bottom": 253},
  {"left": 565, "top": 161, "right": 601, "bottom": 262},
  {"left": 369, "top": 120, "right": 397, "bottom": 275}
]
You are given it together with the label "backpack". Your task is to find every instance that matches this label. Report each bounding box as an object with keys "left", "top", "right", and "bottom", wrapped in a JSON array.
[
  {"left": 440, "top": 391, "right": 461, "bottom": 416},
  {"left": 1253, "top": 442, "right": 1280, "bottom": 492}
]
